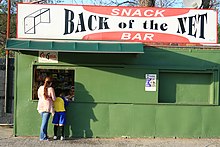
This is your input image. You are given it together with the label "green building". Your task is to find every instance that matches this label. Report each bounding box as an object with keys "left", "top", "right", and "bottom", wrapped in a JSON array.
[{"left": 5, "top": 38, "right": 220, "bottom": 138}]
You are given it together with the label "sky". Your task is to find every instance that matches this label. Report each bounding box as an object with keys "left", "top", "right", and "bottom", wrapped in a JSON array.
[{"left": 59, "top": 0, "right": 183, "bottom": 7}]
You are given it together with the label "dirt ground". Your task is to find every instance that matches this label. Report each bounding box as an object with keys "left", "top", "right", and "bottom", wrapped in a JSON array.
[{"left": 1, "top": 126, "right": 220, "bottom": 147}]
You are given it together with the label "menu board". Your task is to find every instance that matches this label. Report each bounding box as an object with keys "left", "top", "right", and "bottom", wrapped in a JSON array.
[{"left": 32, "top": 68, "right": 74, "bottom": 100}]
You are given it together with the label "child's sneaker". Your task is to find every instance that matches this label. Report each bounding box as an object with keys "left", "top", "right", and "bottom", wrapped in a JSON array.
[
  {"left": 60, "top": 136, "right": 64, "bottom": 140},
  {"left": 53, "top": 136, "right": 57, "bottom": 140}
]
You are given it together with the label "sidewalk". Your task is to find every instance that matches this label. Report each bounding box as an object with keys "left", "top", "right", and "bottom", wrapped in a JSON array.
[
  {"left": 0, "top": 125, "right": 13, "bottom": 139},
  {"left": 1, "top": 125, "right": 220, "bottom": 147}
]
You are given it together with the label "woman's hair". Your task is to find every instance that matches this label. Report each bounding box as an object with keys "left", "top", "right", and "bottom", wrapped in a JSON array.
[{"left": 43, "top": 77, "right": 52, "bottom": 99}]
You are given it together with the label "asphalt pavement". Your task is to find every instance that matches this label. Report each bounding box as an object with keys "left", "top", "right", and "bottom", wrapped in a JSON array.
[{"left": 1, "top": 125, "right": 220, "bottom": 147}]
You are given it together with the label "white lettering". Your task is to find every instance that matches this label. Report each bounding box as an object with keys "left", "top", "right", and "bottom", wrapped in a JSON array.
[
  {"left": 121, "top": 9, "right": 132, "bottom": 16},
  {"left": 143, "top": 10, "right": 154, "bottom": 17},
  {"left": 111, "top": 8, "right": 165, "bottom": 17},
  {"left": 132, "top": 33, "right": 142, "bottom": 40},
  {"left": 121, "top": 33, "right": 154, "bottom": 41},
  {"left": 143, "top": 34, "right": 154, "bottom": 40},
  {"left": 111, "top": 8, "right": 120, "bottom": 16},
  {"left": 154, "top": 10, "right": 165, "bottom": 17},
  {"left": 131, "top": 9, "right": 142, "bottom": 17},
  {"left": 121, "top": 33, "right": 131, "bottom": 40}
]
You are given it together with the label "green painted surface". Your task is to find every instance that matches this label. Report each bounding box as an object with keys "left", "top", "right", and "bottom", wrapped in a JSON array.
[
  {"left": 75, "top": 67, "right": 157, "bottom": 104},
  {"left": 132, "top": 105, "right": 156, "bottom": 137},
  {"left": 109, "top": 104, "right": 132, "bottom": 137},
  {"left": 159, "top": 72, "right": 215, "bottom": 104},
  {"left": 13, "top": 46, "right": 220, "bottom": 138},
  {"left": 156, "top": 106, "right": 202, "bottom": 138},
  {"left": 202, "top": 107, "right": 220, "bottom": 137}
]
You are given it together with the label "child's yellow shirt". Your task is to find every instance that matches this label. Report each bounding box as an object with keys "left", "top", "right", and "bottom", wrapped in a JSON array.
[{"left": 53, "top": 97, "right": 66, "bottom": 112}]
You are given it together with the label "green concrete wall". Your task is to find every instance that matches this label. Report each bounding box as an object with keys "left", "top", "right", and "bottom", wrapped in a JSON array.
[{"left": 14, "top": 46, "right": 220, "bottom": 138}]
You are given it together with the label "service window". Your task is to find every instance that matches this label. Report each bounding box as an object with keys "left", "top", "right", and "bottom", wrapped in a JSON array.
[
  {"left": 158, "top": 70, "right": 219, "bottom": 105},
  {"left": 32, "top": 66, "right": 75, "bottom": 100}
]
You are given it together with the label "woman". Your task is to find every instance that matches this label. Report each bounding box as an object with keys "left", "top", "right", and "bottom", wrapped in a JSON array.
[{"left": 37, "top": 76, "right": 56, "bottom": 141}]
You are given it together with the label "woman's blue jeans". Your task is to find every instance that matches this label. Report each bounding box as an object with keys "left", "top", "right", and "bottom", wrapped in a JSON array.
[{"left": 40, "top": 112, "right": 51, "bottom": 140}]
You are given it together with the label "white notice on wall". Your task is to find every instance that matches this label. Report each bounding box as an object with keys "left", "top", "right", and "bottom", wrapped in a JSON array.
[
  {"left": 145, "top": 74, "right": 156, "bottom": 91},
  {"left": 38, "top": 51, "right": 58, "bottom": 63}
]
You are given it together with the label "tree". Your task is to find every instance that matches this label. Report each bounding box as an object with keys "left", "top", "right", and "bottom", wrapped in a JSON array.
[
  {"left": 139, "top": 0, "right": 155, "bottom": 6},
  {"left": 218, "top": 24, "right": 220, "bottom": 43},
  {"left": 155, "top": 0, "right": 180, "bottom": 7},
  {"left": 0, "top": 0, "right": 18, "bottom": 57},
  {"left": 71, "top": 0, "right": 180, "bottom": 7}
]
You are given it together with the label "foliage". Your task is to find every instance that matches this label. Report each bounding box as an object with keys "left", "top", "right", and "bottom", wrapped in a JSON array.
[
  {"left": 0, "top": 14, "right": 7, "bottom": 56},
  {"left": 155, "top": 0, "right": 181, "bottom": 8},
  {"left": 0, "top": 0, "right": 18, "bottom": 57},
  {"left": 0, "top": 0, "right": 18, "bottom": 14},
  {"left": 71, "top": 0, "right": 180, "bottom": 7},
  {"left": 0, "top": 14, "right": 16, "bottom": 57},
  {"left": 218, "top": 24, "right": 220, "bottom": 43}
]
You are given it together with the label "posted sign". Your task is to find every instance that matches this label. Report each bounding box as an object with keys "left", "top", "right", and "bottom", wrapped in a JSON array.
[
  {"left": 17, "top": 4, "right": 217, "bottom": 43},
  {"left": 145, "top": 74, "right": 157, "bottom": 91},
  {"left": 38, "top": 51, "right": 58, "bottom": 63}
]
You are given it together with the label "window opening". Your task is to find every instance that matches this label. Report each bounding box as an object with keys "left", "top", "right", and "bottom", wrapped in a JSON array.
[
  {"left": 32, "top": 67, "right": 75, "bottom": 100},
  {"left": 158, "top": 71, "right": 216, "bottom": 105}
]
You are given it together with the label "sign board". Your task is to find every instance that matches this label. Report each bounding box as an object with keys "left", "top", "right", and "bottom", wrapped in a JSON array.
[
  {"left": 17, "top": 4, "right": 218, "bottom": 44},
  {"left": 38, "top": 51, "right": 58, "bottom": 63},
  {"left": 145, "top": 74, "right": 157, "bottom": 91}
]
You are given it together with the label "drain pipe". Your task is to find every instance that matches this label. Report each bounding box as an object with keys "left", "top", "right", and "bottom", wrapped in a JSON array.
[{"left": 4, "top": 0, "right": 11, "bottom": 113}]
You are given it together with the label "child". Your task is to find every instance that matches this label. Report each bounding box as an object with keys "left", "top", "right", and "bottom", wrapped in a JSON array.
[
  {"left": 52, "top": 88, "right": 69, "bottom": 140},
  {"left": 65, "top": 86, "right": 75, "bottom": 101}
]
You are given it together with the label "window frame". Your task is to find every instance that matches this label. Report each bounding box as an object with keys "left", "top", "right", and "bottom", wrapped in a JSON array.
[
  {"left": 32, "top": 65, "right": 75, "bottom": 100},
  {"left": 158, "top": 70, "right": 219, "bottom": 106}
]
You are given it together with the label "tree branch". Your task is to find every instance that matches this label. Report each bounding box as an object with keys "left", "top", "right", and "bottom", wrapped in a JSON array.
[{"left": 116, "top": 0, "right": 137, "bottom": 6}]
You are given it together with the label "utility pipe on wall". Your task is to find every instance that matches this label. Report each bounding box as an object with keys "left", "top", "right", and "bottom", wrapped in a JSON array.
[{"left": 5, "top": 0, "right": 11, "bottom": 113}]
